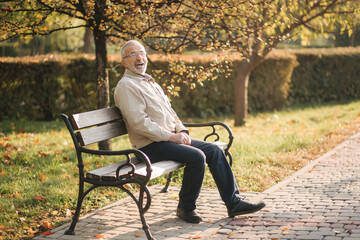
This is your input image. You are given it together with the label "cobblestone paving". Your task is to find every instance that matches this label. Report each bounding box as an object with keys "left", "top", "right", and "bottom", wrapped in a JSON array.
[
  {"left": 34, "top": 132, "right": 360, "bottom": 240},
  {"left": 214, "top": 132, "right": 360, "bottom": 240},
  {"left": 34, "top": 185, "right": 258, "bottom": 240}
]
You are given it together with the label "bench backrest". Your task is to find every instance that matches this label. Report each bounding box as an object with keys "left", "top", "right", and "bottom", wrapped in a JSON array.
[{"left": 69, "top": 107, "right": 127, "bottom": 146}]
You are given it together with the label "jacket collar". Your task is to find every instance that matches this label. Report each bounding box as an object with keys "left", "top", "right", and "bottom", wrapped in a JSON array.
[{"left": 124, "top": 69, "right": 154, "bottom": 83}]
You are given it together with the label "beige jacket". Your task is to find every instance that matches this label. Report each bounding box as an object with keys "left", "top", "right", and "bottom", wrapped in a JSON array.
[{"left": 114, "top": 69, "right": 188, "bottom": 149}]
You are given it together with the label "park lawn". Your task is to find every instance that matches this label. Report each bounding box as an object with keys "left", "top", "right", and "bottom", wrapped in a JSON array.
[{"left": 1, "top": 100, "right": 360, "bottom": 239}]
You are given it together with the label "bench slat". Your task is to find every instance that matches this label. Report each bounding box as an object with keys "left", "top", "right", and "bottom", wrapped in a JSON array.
[
  {"left": 87, "top": 160, "right": 185, "bottom": 182},
  {"left": 212, "top": 141, "right": 227, "bottom": 150},
  {"left": 86, "top": 142, "right": 228, "bottom": 181},
  {"left": 76, "top": 121, "right": 127, "bottom": 146},
  {"left": 71, "top": 107, "right": 122, "bottom": 130}
]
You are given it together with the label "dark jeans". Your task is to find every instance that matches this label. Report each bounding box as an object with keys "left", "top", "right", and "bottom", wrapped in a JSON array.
[{"left": 139, "top": 139, "right": 240, "bottom": 211}]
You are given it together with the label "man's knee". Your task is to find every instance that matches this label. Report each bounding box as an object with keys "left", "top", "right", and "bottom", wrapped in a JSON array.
[{"left": 188, "top": 149, "right": 206, "bottom": 169}]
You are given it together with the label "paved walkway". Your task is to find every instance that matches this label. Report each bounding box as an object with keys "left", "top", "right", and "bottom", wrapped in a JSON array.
[{"left": 34, "top": 132, "right": 360, "bottom": 240}]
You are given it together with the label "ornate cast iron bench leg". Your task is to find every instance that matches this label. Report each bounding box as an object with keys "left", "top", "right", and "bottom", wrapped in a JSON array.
[
  {"left": 161, "top": 172, "right": 173, "bottom": 193},
  {"left": 64, "top": 180, "right": 86, "bottom": 235}
]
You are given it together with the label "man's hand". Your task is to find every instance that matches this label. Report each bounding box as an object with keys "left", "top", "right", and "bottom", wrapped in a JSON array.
[{"left": 169, "top": 132, "right": 191, "bottom": 145}]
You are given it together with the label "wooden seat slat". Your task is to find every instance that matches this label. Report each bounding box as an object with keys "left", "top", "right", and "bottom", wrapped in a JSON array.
[
  {"left": 87, "top": 160, "right": 185, "bottom": 182},
  {"left": 76, "top": 121, "right": 127, "bottom": 146},
  {"left": 71, "top": 107, "right": 122, "bottom": 130}
]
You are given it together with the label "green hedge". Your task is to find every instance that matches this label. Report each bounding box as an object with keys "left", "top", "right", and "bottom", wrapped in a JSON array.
[
  {"left": 1, "top": 48, "right": 360, "bottom": 120},
  {"left": 288, "top": 48, "right": 360, "bottom": 104}
]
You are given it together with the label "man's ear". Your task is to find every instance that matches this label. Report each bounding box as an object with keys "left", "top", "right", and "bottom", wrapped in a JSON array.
[{"left": 121, "top": 59, "right": 126, "bottom": 67}]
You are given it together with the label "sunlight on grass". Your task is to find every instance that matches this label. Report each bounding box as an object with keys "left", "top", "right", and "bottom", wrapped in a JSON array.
[{"left": 1, "top": 101, "right": 360, "bottom": 239}]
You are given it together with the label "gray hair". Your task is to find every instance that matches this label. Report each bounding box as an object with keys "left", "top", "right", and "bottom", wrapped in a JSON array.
[{"left": 121, "top": 40, "right": 145, "bottom": 59}]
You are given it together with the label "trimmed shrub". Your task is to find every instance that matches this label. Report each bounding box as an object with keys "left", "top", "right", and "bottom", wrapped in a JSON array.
[
  {"left": 1, "top": 47, "right": 359, "bottom": 120},
  {"left": 288, "top": 48, "right": 360, "bottom": 104}
]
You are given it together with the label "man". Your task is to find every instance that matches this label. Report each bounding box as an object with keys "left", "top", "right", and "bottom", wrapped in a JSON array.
[{"left": 114, "top": 40, "right": 265, "bottom": 223}]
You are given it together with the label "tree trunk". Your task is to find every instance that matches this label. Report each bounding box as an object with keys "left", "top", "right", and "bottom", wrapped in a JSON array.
[
  {"left": 93, "top": 28, "right": 111, "bottom": 150},
  {"left": 83, "top": 27, "right": 93, "bottom": 53},
  {"left": 234, "top": 63, "right": 252, "bottom": 126}
]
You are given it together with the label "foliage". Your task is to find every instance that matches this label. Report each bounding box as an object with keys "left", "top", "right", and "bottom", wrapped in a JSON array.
[
  {"left": 2, "top": 47, "right": 360, "bottom": 120},
  {"left": 1, "top": 0, "right": 359, "bottom": 127},
  {"left": 288, "top": 47, "right": 360, "bottom": 104},
  {"left": 0, "top": 0, "right": 227, "bottom": 91},
  {"left": 248, "top": 51, "right": 298, "bottom": 112},
  {"left": 1, "top": 100, "right": 360, "bottom": 239},
  {"left": 151, "top": 0, "right": 360, "bottom": 125}
]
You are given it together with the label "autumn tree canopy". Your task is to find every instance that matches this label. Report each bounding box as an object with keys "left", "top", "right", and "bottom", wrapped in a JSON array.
[{"left": 145, "top": 0, "right": 360, "bottom": 125}]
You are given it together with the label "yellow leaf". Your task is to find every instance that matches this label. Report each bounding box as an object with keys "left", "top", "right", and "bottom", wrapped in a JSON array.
[
  {"left": 169, "top": 193, "right": 179, "bottom": 199},
  {"left": 135, "top": 232, "right": 142, "bottom": 237}
]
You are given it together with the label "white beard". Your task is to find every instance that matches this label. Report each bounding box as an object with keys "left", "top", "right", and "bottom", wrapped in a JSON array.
[{"left": 129, "top": 62, "right": 147, "bottom": 74}]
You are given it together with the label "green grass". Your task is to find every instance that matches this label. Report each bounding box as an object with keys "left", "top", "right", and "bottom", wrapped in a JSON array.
[{"left": 1, "top": 100, "right": 360, "bottom": 239}]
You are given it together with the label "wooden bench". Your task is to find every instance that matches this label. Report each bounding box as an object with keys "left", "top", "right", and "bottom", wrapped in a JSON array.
[{"left": 61, "top": 106, "right": 234, "bottom": 240}]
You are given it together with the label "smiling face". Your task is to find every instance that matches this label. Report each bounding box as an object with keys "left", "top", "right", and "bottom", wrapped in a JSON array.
[{"left": 121, "top": 43, "right": 148, "bottom": 75}]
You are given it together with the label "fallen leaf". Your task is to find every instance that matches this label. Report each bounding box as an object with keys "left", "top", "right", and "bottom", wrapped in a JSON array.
[
  {"left": 169, "top": 193, "right": 179, "bottom": 199},
  {"left": 51, "top": 210, "right": 59, "bottom": 216},
  {"left": 0, "top": 170, "right": 5, "bottom": 176},
  {"left": 94, "top": 234, "right": 104, "bottom": 238},
  {"left": 34, "top": 139, "right": 39, "bottom": 144},
  {"left": 3, "top": 136, "right": 12, "bottom": 141},
  {"left": 27, "top": 228, "right": 38, "bottom": 234},
  {"left": 189, "top": 235, "right": 202, "bottom": 239},
  {"left": 33, "top": 195, "right": 47, "bottom": 202},
  {"left": 40, "top": 231, "right": 53, "bottom": 235},
  {"left": 227, "top": 233, "right": 235, "bottom": 237},
  {"left": 38, "top": 151, "right": 50, "bottom": 157},
  {"left": 9, "top": 192, "right": 21, "bottom": 198},
  {"left": 39, "top": 172, "right": 46, "bottom": 181},
  {"left": 42, "top": 221, "right": 53, "bottom": 229},
  {"left": 282, "top": 228, "right": 289, "bottom": 231},
  {"left": 3, "top": 153, "right": 12, "bottom": 160},
  {"left": 135, "top": 232, "right": 142, "bottom": 237}
]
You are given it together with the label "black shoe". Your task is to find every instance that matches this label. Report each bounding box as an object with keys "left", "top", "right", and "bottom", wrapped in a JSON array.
[
  {"left": 228, "top": 200, "right": 266, "bottom": 217},
  {"left": 176, "top": 207, "right": 203, "bottom": 223}
]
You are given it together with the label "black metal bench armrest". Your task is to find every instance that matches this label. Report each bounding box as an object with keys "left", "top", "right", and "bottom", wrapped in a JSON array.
[
  {"left": 184, "top": 121, "right": 234, "bottom": 166},
  {"left": 79, "top": 147, "right": 152, "bottom": 182}
]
